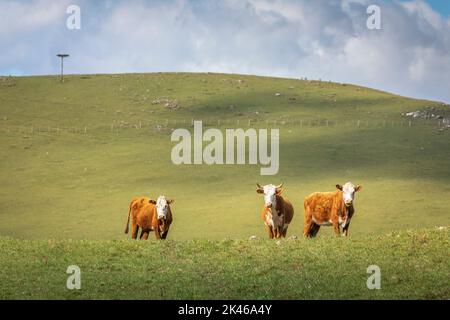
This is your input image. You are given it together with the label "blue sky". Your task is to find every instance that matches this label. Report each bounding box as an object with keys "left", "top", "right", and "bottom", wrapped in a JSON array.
[
  {"left": 425, "top": 0, "right": 450, "bottom": 16},
  {"left": 1, "top": 0, "right": 450, "bottom": 102}
]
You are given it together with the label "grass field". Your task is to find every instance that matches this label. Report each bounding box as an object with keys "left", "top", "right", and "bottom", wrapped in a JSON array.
[
  {"left": 0, "top": 73, "right": 449, "bottom": 299},
  {"left": 0, "top": 228, "right": 448, "bottom": 299},
  {"left": 0, "top": 73, "right": 449, "bottom": 240}
]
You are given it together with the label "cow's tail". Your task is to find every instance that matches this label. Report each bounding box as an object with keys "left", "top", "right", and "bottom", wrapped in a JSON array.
[{"left": 124, "top": 200, "right": 133, "bottom": 234}]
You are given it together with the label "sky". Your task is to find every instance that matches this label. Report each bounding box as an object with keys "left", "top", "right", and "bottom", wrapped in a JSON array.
[{"left": 1, "top": 0, "right": 449, "bottom": 103}]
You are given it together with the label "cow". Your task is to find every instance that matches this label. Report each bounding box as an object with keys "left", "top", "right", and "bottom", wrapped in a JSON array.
[
  {"left": 256, "top": 183, "right": 294, "bottom": 239},
  {"left": 303, "top": 182, "right": 362, "bottom": 237},
  {"left": 124, "top": 195, "right": 174, "bottom": 240}
]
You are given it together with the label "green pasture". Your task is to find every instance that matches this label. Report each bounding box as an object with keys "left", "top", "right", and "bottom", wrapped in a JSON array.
[{"left": 0, "top": 73, "right": 449, "bottom": 240}]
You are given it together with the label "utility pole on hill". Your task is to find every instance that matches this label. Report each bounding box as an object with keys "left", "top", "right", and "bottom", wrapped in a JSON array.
[{"left": 56, "top": 54, "right": 70, "bottom": 82}]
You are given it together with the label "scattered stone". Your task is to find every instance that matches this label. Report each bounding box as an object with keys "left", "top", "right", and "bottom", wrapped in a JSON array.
[
  {"left": 276, "top": 240, "right": 282, "bottom": 246},
  {"left": 0, "top": 76, "right": 16, "bottom": 87},
  {"left": 151, "top": 97, "right": 169, "bottom": 105},
  {"left": 152, "top": 97, "right": 180, "bottom": 109},
  {"left": 249, "top": 235, "right": 259, "bottom": 241},
  {"left": 164, "top": 100, "right": 180, "bottom": 110},
  {"left": 288, "top": 235, "right": 298, "bottom": 240},
  {"left": 275, "top": 93, "right": 282, "bottom": 97}
]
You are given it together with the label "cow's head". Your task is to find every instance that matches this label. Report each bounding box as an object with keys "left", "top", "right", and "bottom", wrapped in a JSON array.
[
  {"left": 150, "top": 195, "right": 174, "bottom": 220},
  {"left": 336, "top": 182, "right": 362, "bottom": 207},
  {"left": 256, "top": 183, "right": 283, "bottom": 208}
]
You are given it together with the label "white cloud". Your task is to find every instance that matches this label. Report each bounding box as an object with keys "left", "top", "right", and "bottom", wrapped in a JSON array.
[{"left": 0, "top": 0, "right": 67, "bottom": 39}]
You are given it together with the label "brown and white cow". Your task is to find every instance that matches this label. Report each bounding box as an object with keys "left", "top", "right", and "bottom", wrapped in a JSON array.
[
  {"left": 124, "top": 195, "right": 174, "bottom": 240},
  {"left": 256, "top": 183, "right": 294, "bottom": 239},
  {"left": 303, "top": 182, "right": 362, "bottom": 237}
]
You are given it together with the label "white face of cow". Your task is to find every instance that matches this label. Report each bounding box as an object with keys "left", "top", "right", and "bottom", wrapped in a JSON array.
[
  {"left": 336, "top": 182, "right": 361, "bottom": 207},
  {"left": 156, "top": 196, "right": 169, "bottom": 220},
  {"left": 263, "top": 185, "right": 277, "bottom": 208},
  {"left": 256, "top": 183, "right": 283, "bottom": 208}
]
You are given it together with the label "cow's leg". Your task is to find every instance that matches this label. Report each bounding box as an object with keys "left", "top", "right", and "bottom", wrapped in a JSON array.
[
  {"left": 310, "top": 224, "right": 320, "bottom": 237},
  {"left": 154, "top": 227, "right": 161, "bottom": 240},
  {"left": 274, "top": 227, "right": 281, "bottom": 239},
  {"left": 161, "top": 228, "right": 169, "bottom": 240},
  {"left": 273, "top": 228, "right": 278, "bottom": 239},
  {"left": 265, "top": 225, "right": 274, "bottom": 239},
  {"left": 131, "top": 224, "right": 139, "bottom": 240},
  {"left": 282, "top": 225, "right": 288, "bottom": 238},
  {"left": 305, "top": 221, "right": 316, "bottom": 238},
  {"left": 333, "top": 222, "right": 340, "bottom": 236},
  {"left": 141, "top": 231, "right": 149, "bottom": 240},
  {"left": 277, "top": 227, "right": 283, "bottom": 239},
  {"left": 343, "top": 225, "right": 349, "bottom": 237},
  {"left": 303, "top": 212, "right": 313, "bottom": 238}
]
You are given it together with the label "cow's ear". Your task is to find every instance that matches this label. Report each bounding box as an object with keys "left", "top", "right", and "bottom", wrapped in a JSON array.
[
  {"left": 149, "top": 199, "right": 156, "bottom": 204},
  {"left": 336, "top": 184, "right": 343, "bottom": 191},
  {"left": 167, "top": 199, "right": 175, "bottom": 204},
  {"left": 256, "top": 188, "right": 264, "bottom": 194},
  {"left": 355, "top": 185, "right": 362, "bottom": 192}
]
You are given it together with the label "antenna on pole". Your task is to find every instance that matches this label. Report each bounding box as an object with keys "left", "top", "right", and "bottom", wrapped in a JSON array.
[{"left": 56, "top": 54, "right": 69, "bottom": 82}]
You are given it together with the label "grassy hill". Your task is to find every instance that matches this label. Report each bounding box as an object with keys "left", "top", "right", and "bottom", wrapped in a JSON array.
[
  {"left": 0, "top": 228, "right": 448, "bottom": 299},
  {"left": 0, "top": 73, "right": 449, "bottom": 240}
]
